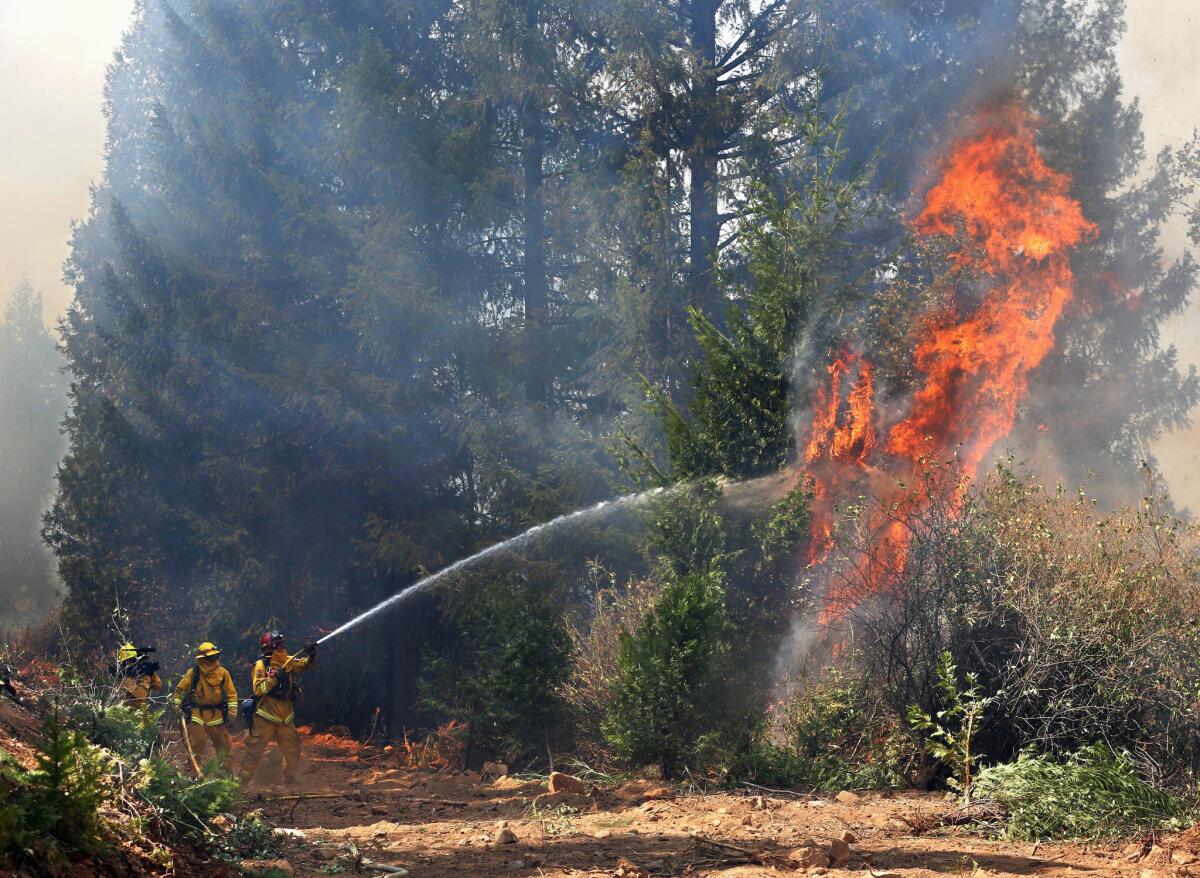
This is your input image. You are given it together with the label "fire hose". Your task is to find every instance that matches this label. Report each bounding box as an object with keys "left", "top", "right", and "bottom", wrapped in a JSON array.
[{"left": 179, "top": 715, "right": 203, "bottom": 777}]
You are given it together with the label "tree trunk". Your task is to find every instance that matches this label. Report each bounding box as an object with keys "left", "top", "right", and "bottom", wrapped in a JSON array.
[{"left": 687, "top": 0, "right": 721, "bottom": 315}]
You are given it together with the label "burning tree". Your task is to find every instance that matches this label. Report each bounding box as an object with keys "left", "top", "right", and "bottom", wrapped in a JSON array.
[{"left": 805, "top": 99, "right": 1099, "bottom": 620}]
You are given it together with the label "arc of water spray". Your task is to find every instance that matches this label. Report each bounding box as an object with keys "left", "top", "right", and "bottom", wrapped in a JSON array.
[{"left": 316, "top": 487, "right": 671, "bottom": 646}]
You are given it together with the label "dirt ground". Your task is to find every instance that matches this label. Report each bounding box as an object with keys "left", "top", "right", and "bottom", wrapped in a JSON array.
[{"left": 231, "top": 733, "right": 1183, "bottom": 878}]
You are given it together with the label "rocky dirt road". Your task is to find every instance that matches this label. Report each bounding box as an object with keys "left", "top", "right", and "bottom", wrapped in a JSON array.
[{"left": 240, "top": 733, "right": 1181, "bottom": 878}]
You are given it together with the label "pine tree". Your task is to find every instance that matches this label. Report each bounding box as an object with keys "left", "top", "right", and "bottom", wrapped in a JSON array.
[
  {"left": 603, "top": 567, "right": 729, "bottom": 778},
  {"left": 47, "top": 0, "right": 473, "bottom": 696},
  {"left": 639, "top": 116, "right": 877, "bottom": 481},
  {"left": 591, "top": 0, "right": 817, "bottom": 413}
]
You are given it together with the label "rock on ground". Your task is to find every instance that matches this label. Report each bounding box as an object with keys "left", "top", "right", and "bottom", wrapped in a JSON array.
[
  {"left": 240, "top": 859, "right": 294, "bottom": 876},
  {"left": 547, "top": 771, "right": 587, "bottom": 795}
]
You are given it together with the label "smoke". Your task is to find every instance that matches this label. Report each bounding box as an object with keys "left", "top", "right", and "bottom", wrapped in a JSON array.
[
  {"left": 1119, "top": 4, "right": 1200, "bottom": 512},
  {"left": 0, "top": 280, "right": 67, "bottom": 627}
]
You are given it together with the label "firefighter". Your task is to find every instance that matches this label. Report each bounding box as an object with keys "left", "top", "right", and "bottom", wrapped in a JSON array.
[
  {"left": 238, "top": 630, "right": 317, "bottom": 787},
  {"left": 114, "top": 642, "right": 162, "bottom": 712},
  {"left": 172, "top": 642, "right": 238, "bottom": 771}
]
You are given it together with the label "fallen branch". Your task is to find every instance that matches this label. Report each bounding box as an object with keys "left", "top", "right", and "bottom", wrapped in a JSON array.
[
  {"left": 695, "top": 838, "right": 757, "bottom": 856},
  {"left": 741, "top": 781, "right": 807, "bottom": 799},
  {"left": 692, "top": 836, "right": 790, "bottom": 869},
  {"left": 404, "top": 796, "right": 470, "bottom": 807},
  {"left": 899, "top": 800, "right": 1007, "bottom": 835},
  {"left": 345, "top": 843, "right": 410, "bottom": 876},
  {"left": 260, "top": 792, "right": 346, "bottom": 802},
  {"left": 361, "top": 861, "right": 409, "bottom": 876}
]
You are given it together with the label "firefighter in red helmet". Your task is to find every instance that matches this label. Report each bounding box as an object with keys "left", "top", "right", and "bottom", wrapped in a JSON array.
[{"left": 238, "top": 630, "right": 317, "bottom": 787}]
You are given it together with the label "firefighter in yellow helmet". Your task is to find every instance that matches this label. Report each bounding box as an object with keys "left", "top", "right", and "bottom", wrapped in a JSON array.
[
  {"left": 172, "top": 642, "right": 238, "bottom": 772},
  {"left": 113, "top": 642, "right": 162, "bottom": 712},
  {"left": 238, "top": 631, "right": 317, "bottom": 787}
]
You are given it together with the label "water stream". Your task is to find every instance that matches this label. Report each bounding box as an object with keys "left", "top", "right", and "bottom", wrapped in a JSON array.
[{"left": 316, "top": 487, "right": 670, "bottom": 645}]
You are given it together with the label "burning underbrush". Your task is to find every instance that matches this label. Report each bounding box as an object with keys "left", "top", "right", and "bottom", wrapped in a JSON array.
[
  {"left": 699, "top": 463, "right": 1199, "bottom": 839},
  {"left": 844, "top": 466, "right": 1200, "bottom": 776}
]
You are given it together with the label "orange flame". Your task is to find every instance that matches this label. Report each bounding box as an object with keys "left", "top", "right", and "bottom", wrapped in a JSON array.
[
  {"left": 803, "top": 101, "right": 1097, "bottom": 621},
  {"left": 887, "top": 103, "right": 1097, "bottom": 477},
  {"left": 804, "top": 351, "right": 875, "bottom": 565}
]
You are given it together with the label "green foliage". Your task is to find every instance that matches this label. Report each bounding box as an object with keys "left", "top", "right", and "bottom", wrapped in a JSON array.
[
  {"left": 653, "top": 303, "right": 792, "bottom": 480},
  {"left": 422, "top": 579, "right": 574, "bottom": 765},
  {"left": 29, "top": 709, "right": 110, "bottom": 851},
  {"left": 137, "top": 757, "right": 239, "bottom": 837},
  {"left": 752, "top": 485, "right": 813, "bottom": 570},
  {"left": 0, "top": 709, "right": 111, "bottom": 864},
  {"left": 638, "top": 119, "right": 877, "bottom": 483},
  {"left": 215, "top": 810, "right": 281, "bottom": 862},
  {"left": 603, "top": 568, "right": 729, "bottom": 779},
  {"left": 906, "top": 651, "right": 995, "bottom": 799},
  {"left": 644, "top": 481, "right": 730, "bottom": 580},
  {"left": 0, "top": 681, "right": 249, "bottom": 871},
  {"left": 68, "top": 701, "right": 160, "bottom": 764},
  {"left": 523, "top": 798, "right": 579, "bottom": 836},
  {"left": 973, "top": 745, "right": 1189, "bottom": 840},
  {"left": 725, "top": 668, "right": 911, "bottom": 791}
]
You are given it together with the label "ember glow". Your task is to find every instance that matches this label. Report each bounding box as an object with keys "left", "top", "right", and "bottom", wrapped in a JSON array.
[{"left": 804, "top": 102, "right": 1098, "bottom": 619}]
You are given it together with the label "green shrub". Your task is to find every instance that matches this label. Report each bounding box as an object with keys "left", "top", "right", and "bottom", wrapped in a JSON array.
[
  {"left": 603, "top": 568, "right": 730, "bottom": 778},
  {"left": 751, "top": 484, "right": 812, "bottom": 569},
  {"left": 216, "top": 809, "right": 281, "bottom": 861},
  {"left": 906, "top": 651, "right": 995, "bottom": 798},
  {"left": 0, "top": 710, "right": 112, "bottom": 864},
  {"left": 137, "top": 757, "right": 239, "bottom": 836},
  {"left": 69, "top": 701, "right": 160, "bottom": 763},
  {"left": 724, "top": 668, "right": 912, "bottom": 791},
  {"left": 973, "top": 744, "right": 1189, "bottom": 840},
  {"left": 723, "top": 733, "right": 835, "bottom": 790}
]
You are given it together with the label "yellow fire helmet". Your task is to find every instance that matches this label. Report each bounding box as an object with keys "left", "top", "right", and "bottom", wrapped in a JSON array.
[
  {"left": 117, "top": 642, "right": 137, "bottom": 662},
  {"left": 195, "top": 641, "right": 221, "bottom": 659}
]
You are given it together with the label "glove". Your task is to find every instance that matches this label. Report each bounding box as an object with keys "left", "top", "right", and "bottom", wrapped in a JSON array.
[
  {"left": 305, "top": 641, "right": 318, "bottom": 657},
  {"left": 266, "top": 667, "right": 278, "bottom": 679}
]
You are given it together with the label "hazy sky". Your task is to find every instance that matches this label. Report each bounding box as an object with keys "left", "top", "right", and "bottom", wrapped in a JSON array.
[
  {"left": 0, "top": 0, "right": 1196, "bottom": 497},
  {"left": 1116, "top": 3, "right": 1200, "bottom": 504},
  {"left": 0, "top": 1, "right": 134, "bottom": 322}
]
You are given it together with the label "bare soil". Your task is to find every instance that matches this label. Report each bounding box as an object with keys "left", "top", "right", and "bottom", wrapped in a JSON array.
[{"left": 239, "top": 733, "right": 1178, "bottom": 878}]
